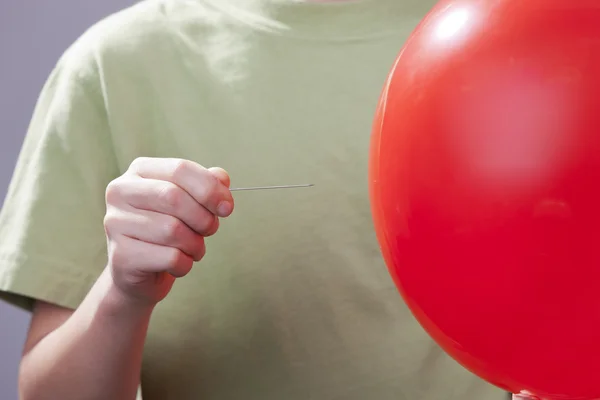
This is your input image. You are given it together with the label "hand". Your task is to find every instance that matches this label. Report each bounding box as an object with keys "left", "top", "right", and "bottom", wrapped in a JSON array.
[{"left": 103, "top": 157, "right": 234, "bottom": 305}]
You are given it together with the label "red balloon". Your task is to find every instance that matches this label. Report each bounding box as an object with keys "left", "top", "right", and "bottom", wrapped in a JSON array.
[{"left": 369, "top": 1, "right": 600, "bottom": 399}]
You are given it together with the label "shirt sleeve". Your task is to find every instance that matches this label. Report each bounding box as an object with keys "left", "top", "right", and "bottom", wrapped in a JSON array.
[{"left": 0, "top": 48, "right": 120, "bottom": 311}]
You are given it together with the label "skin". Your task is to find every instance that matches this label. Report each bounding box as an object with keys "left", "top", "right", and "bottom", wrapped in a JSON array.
[
  {"left": 18, "top": 4, "right": 355, "bottom": 399},
  {"left": 19, "top": 158, "right": 233, "bottom": 400}
]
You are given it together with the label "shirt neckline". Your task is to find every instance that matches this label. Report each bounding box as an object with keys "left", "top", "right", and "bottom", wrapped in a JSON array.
[{"left": 200, "top": 0, "right": 424, "bottom": 41}]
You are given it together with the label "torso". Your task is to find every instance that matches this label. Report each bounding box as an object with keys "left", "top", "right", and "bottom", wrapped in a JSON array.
[{"left": 95, "top": 1, "right": 507, "bottom": 398}]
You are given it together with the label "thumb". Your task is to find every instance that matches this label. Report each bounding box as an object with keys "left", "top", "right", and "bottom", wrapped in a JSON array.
[{"left": 208, "top": 167, "right": 231, "bottom": 188}]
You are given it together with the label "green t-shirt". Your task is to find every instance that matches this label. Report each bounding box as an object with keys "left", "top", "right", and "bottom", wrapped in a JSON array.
[{"left": 0, "top": 0, "right": 506, "bottom": 399}]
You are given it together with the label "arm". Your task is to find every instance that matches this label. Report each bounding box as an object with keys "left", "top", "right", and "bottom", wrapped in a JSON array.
[
  {"left": 19, "top": 268, "right": 151, "bottom": 400},
  {"left": 1, "top": 35, "right": 233, "bottom": 400},
  {"left": 17, "top": 159, "right": 233, "bottom": 400}
]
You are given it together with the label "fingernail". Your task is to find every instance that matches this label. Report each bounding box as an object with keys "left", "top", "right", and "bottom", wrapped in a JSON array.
[{"left": 217, "top": 201, "right": 233, "bottom": 217}]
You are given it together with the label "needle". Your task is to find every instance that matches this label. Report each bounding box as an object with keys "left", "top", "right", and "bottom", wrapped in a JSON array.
[{"left": 229, "top": 184, "right": 314, "bottom": 192}]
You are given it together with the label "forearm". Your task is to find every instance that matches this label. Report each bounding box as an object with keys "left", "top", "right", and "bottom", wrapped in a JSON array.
[{"left": 19, "top": 267, "right": 154, "bottom": 400}]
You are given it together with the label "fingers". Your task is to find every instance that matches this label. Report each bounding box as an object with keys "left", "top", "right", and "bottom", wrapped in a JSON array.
[
  {"left": 109, "top": 235, "right": 195, "bottom": 278},
  {"left": 128, "top": 158, "right": 234, "bottom": 217},
  {"left": 104, "top": 158, "right": 232, "bottom": 295},
  {"left": 106, "top": 208, "right": 207, "bottom": 261},
  {"left": 109, "top": 177, "right": 220, "bottom": 236}
]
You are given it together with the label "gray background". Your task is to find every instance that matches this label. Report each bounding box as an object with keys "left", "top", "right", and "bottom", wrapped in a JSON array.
[{"left": 0, "top": 1, "right": 133, "bottom": 398}]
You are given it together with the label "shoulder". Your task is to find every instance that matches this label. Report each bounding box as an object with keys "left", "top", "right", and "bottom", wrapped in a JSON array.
[
  {"left": 55, "top": 0, "right": 231, "bottom": 81},
  {"left": 54, "top": 0, "right": 267, "bottom": 90},
  {"left": 58, "top": 0, "right": 277, "bottom": 71},
  {"left": 55, "top": 1, "right": 169, "bottom": 78}
]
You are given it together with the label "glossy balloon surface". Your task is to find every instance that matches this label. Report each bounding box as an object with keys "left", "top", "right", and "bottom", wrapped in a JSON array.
[{"left": 369, "top": 1, "right": 600, "bottom": 399}]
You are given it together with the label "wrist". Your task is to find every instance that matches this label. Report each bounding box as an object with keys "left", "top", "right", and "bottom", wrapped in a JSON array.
[{"left": 96, "top": 267, "right": 156, "bottom": 319}]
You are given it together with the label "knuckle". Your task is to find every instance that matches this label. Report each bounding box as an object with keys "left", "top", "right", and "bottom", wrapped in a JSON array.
[
  {"left": 162, "top": 218, "right": 185, "bottom": 240},
  {"left": 202, "top": 216, "right": 220, "bottom": 236},
  {"left": 103, "top": 211, "right": 120, "bottom": 233},
  {"left": 170, "top": 159, "right": 193, "bottom": 180},
  {"left": 165, "top": 247, "right": 184, "bottom": 269},
  {"left": 206, "top": 173, "right": 220, "bottom": 192},
  {"left": 157, "top": 183, "right": 182, "bottom": 210},
  {"left": 177, "top": 256, "right": 195, "bottom": 276},
  {"left": 196, "top": 239, "right": 206, "bottom": 260},
  {"left": 181, "top": 258, "right": 194, "bottom": 275},
  {"left": 129, "top": 157, "right": 149, "bottom": 172},
  {"left": 105, "top": 179, "right": 123, "bottom": 204},
  {"left": 197, "top": 173, "right": 219, "bottom": 202}
]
